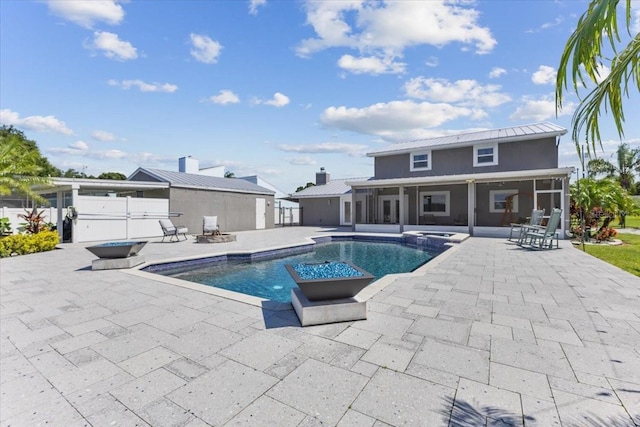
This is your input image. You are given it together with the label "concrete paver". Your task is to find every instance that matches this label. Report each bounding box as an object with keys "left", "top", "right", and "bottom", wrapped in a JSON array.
[{"left": 2, "top": 226, "right": 640, "bottom": 426}]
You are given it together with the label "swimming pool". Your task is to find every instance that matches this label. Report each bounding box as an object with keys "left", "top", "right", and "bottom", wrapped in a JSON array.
[{"left": 145, "top": 239, "right": 440, "bottom": 303}]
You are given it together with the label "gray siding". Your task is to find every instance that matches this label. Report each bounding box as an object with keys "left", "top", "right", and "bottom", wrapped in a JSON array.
[
  {"left": 475, "top": 181, "right": 535, "bottom": 226},
  {"left": 374, "top": 138, "right": 558, "bottom": 179},
  {"left": 169, "top": 188, "right": 274, "bottom": 233},
  {"left": 299, "top": 198, "right": 341, "bottom": 226}
]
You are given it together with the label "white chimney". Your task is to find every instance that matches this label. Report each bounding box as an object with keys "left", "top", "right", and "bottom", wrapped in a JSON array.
[{"left": 178, "top": 156, "right": 199, "bottom": 174}]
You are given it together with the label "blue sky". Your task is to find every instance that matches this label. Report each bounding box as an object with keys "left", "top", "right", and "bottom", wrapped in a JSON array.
[{"left": 1, "top": 0, "right": 639, "bottom": 193}]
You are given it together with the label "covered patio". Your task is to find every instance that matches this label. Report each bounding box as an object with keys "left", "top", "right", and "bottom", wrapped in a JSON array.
[{"left": 346, "top": 167, "right": 574, "bottom": 238}]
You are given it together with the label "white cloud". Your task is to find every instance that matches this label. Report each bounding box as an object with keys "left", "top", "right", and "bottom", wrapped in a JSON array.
[
  {"left": 255, "top": 92, "right": 290, "bottom": 107},
  {"left": 190, "top": 33, "right": 222, "bottom": 64},
  {"left": 0, "top": 109, "right": 74, "bottom": 135},
  {"left": 91, "top": 130, "right": 116, "bottom": 141},
  {"left": 46, "top": 0, "right": 125, "bottom": 28},
  {"left": 594, "top": 63, "right": 611, "bottom": 83},
  {"left": 69, "top": 141, "right": 89, "bottom": 150},
  {"left": 320, "top": 100, "right": 474, "bottom": 141},
  {"left": 526, "top": 16, "right": 564, "bottom": 33},
  {"left": 278, "top": 142, "right": 368, "bottom": 157},
  {"left": 532, "top": 65, "right": 556, "bottom": 85},
  {"left": 489, "top": 67, "right": 507, "bottom": 79},
  {"left": 634, "top": 6, "right": 640, "bottom": 33},
  {"left": 337, "top": 54, "right": 406, "bottom": 75},
  {"left": 87, "top": 31, "right": 137, "bottom": 61},
  {"left": 297, "top": 1, "right": 496, "bottom": 58},
  {"left": 249, "top": 0, "right": 266, "bottom": 15},
  {"left": 424, "top": 56, "right": 439, "bottom": 67},
  {"left": 208, "top": 90, "right": 240, "bottom": 105},
  {"left": 108, "top": 79, "right": 178, "bottom": 93},
  {"left": 403, "top": 77, "right": 511, "bottom": 108},
  {"left": 48, "top": 146, "right": 128, "bottom": 159},
  {"left": 285, "top": 156, "right": 317, "bottom": 166},
  {"left": 509, "top": 95, "right": 576, "bottom": 121}
]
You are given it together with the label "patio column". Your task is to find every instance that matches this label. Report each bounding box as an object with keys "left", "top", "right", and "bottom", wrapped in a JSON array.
[
  {"left": 56, "top": 190, "right": 64, "bottom": 241},
  {"left": 351, "top": 189, "right": 356, "bottom": 232},
  {"left": 71, "top": 183, "right": 79, "bottom": 243},
  {"left": 466, "top": 179, "right": 475, "bottom": 236},
  {"left": 562, "top": 175, "right": 571, "bottom": 239},
  {"left": 398, "top": 185, "right": 405, "bottom": 233}
]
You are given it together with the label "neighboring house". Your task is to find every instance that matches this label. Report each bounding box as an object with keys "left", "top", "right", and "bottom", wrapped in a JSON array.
[
  {"left": 292, "top": 122, "right": 574, "bottom": 238},
  {"left": 128, "top": 167, "right": 275, "bottom": 233},
  {"left": 289, "top": 168, "right": 369, "bottom": 227}
]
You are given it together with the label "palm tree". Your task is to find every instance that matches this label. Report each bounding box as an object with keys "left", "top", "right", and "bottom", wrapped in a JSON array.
[
  {"left": 556, "top": 0, "right": 639, "bottom": 155},
  {"left": 587, "top": 143, "right": 640, "bottom": 191},
  {"left": 0, "top": 133, "right": 50, "bottom": 205}
]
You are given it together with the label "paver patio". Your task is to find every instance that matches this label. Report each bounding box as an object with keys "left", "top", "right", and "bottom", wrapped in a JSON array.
[{"left": 1, "top": 226, "right": 639, "bottom": 426}]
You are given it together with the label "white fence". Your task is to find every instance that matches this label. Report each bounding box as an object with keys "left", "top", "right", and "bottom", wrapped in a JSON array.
[
  {"left": 75, "top": 196, "right": 169, "bottom": 242},
  {"left": 275, "top": 206, "right": 300, "bottom": 226},
  {"left": 2, "top": 196, "right": 169, "bottom": 243}
]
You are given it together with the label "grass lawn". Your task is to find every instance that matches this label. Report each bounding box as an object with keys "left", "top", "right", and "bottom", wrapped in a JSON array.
[
  {"left": 577, "top": 233, "right": 640, "bottom": 277},
  {"left": 616, "top": 215, "right": 640, "bottom": 229}
]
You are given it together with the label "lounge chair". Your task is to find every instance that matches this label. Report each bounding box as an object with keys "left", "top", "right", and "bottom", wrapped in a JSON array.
[
  {"left": 203, "top": 216, "right": 220, "bottom": 235},
  {"left": 159, "top": 219, "right": 189, "bottom": 242},
  {"left": 518, "top": 208, "right": 562, "bottom": 249},
  {"left": 508, "top": 209, "right": 545, "bottom": 242}
]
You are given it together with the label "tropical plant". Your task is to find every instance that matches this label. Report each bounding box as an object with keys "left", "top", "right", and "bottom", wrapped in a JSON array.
[
  {"left": 587, "top": 142, "right": 640, "bottom": 192},
  {"left": 555, "top": 0, "right": 639, "bottom": 155},
  {"left": 570, "top": 177, "right": 636, "bottom": 228},
  {"left": 0, "top": 126, "right": 61, "bottom": 177},
  {"left": 0, "top": 217, "right": 11, "bottom": 235},
  {"left": 0, "top": 130, "right": 53, "bottom": 205},
  {"left": 17, "top": 207, "right": 50, "bottom": 234}
]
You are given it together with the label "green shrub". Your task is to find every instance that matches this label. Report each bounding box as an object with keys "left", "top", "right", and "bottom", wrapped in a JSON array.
[{"left": 0, "top": 230, "right": 59, "bottom": 257}]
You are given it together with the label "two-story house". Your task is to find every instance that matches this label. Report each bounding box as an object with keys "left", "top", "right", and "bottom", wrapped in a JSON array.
[{"left": 292, "top": 122, "right": 574, "bottom": 238}]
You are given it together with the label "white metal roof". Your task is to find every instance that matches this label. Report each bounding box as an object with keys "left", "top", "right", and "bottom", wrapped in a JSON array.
[
  {"left": 289, "top": 178, "right": 370, "bottom": 199},
  {"left": 129, "top": 168, "right": 275, "bottom": 195},
  {"left": 347, "top": 167, "right": 575, "bottom": 188},
  {"left": 367, "top": 122, "right": 567, "bottom": 157},
  {"left": 33, "top": 177, "right": 169, "bottom": 193}
]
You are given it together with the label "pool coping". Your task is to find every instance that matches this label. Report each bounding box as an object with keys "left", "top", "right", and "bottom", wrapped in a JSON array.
[{"left": 122, "top": 232, "right": 466, "bottom": 311}]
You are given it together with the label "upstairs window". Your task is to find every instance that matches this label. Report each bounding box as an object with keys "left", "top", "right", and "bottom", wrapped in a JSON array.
[
  {"left": 410, "top": 150, "right": 431, "bottom": 171},
  {"left": 474, "top": 143, "right": 498, "bottom": 167}
]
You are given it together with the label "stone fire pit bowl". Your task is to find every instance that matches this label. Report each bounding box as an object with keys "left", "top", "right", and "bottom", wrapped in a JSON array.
[
  {"left": 85, "top": 241, "right": 147, "bottom": 270},
  {"left": 285, "top": 261, "right": 374, "bottom": 301}
]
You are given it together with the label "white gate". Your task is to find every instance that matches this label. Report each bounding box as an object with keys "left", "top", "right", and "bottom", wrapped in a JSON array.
[{"left": 74, "top": 196, "right": 169, "bottom": 242}]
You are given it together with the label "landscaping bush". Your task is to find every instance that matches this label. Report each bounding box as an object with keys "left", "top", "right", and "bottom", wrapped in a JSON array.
[{"left": 0, "top": 230, "right": 59, "bottom": 257}]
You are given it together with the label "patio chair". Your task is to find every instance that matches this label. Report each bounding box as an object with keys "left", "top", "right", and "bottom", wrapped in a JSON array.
[
  {"left": 203, "top": 216, "right": 220, "bottom": 235},
  {"left": 518, "top": 208, "right": 562, "bottom": 249},
  {"left": 159, "top": 219, "right": 189, "bottom": 242},
  {"left": 508, "top": 209, "right": 545, "bottom": 242}
]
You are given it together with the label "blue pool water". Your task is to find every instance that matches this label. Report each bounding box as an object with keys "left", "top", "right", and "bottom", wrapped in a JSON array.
[{"left": 152, "top": 240, "right": 437, "bottom": 303}]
